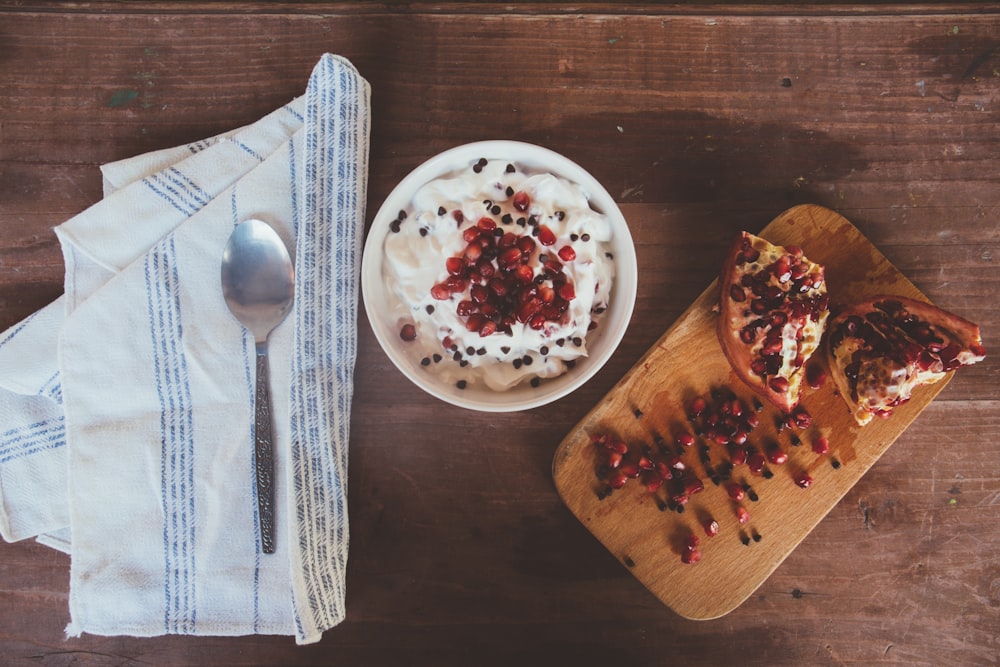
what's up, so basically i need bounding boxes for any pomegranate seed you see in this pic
[399,323,417,341]
[794,472,813,489]
[686,396,707,418]
[498,231,518,248]
[476,217,496,231]
[499,247,523,267]
[446,256,465,276]
[456,300,476,316]
[725,482,745,502]
[475,260,495,280]
[703,518,720,537]
[430,283,452,300]
[812,436,830,454]
[478,320,497,337]
[729,446,748,466]
[684,478,705,496]
[620,462,640,479]
[470,284,489,304]
[747,451,766,475]
[637,455,655,471]
[791,406,812,429]
[771,256,792,283]
[465,313,488,332]
[736,506,750,524]
[729,284,746,302]
[462,226,481,243]
[444,276,466,293]
[681,548,702,564]
[513,264,534,283]
[765,445,788,465]
[685,533,700,550]
[608,470,628,489]
[512,191,530,212]
[674,431,694,448]
[537,225,557,246]
[558,282,576,301]
[558,245,576,261]
[464,243,483,263]
[642,471,664,492]
[607,450,623,469]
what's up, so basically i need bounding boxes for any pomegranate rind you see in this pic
[825,295,986,425]
[716,232,829,413]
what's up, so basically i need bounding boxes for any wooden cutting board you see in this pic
[552,204,953,620]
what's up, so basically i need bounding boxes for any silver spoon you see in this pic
[221,218,295,554]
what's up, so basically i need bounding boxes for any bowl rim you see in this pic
[361,140,637,412]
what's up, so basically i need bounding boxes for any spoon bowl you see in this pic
[221,218,295,554]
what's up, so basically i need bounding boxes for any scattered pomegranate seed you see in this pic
[681,548,702,564]
[558,245,576,261]
[537,225,557,246]
[736,506,750,524]
[812,435,830,454]
[703,518,720,537]
[725,481,745,502]
[399,323,417,341]
[794,472,814,489]
[765,445,788,465]
[512,191,530,212]
[790,405,812,429]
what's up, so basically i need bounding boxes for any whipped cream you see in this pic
[382,157,616,391]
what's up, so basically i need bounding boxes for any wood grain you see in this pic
[1,4,998,666]
[553,204,954,619]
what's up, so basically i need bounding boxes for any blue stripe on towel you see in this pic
[289,54,367,638]
[0,417,66,464]
[145,236,197,634]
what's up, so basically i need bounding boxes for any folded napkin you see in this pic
[0,54,370,644]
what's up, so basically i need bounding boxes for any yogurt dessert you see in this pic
[382,156,616,391]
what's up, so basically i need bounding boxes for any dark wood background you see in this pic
[1,3,998,665]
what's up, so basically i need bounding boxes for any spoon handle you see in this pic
[254,348,276,554]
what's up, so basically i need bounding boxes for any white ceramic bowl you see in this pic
[361,141,637,412]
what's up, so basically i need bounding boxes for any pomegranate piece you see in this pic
[717,232,830,412]
[702,518,720,537]
[826,295,986,425]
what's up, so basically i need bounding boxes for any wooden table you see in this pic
[1,3,998,665]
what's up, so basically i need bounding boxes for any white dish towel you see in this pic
[0,54,370,644]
